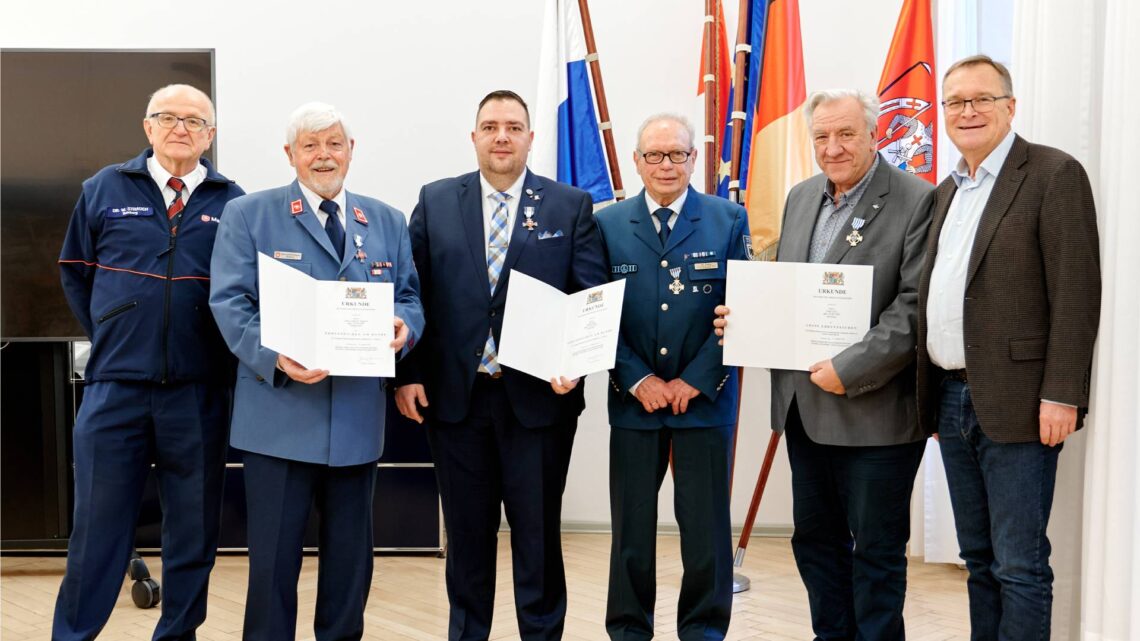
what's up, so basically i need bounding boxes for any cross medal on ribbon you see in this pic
[522,206,537,231]
[668,267,684,295]
[846,217,866,247]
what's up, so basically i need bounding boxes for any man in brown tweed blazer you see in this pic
[916,55,1101,641]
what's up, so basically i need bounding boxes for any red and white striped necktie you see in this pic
[167,176,185,234]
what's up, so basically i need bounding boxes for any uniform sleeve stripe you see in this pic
[57,259,209,281]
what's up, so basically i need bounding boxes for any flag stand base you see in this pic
[733,572,751,593]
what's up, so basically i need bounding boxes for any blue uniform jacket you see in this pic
[58,149,244,384]
[595,187,750,430]
[395,170,609,427]
[209,181,424,466]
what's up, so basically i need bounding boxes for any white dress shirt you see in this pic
[479,171,527,261]
[644,189,687,233]
[147,155,207,208]
[298,182,347,229]
[926,129,1017,370]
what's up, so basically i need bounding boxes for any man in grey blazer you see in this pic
[916,55,1100,640]
[716,89,932,640]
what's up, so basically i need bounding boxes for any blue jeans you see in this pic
[937,379,1060,641]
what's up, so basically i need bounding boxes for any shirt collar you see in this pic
[951,128,1017,187]
[644,188,689,216]
[822,155,879,206]
[479,170,526,203]
[146,154,206,193]
[298,181,346,218]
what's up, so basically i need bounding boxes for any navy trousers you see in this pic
[605,425,734,641]
[240,450,378,641]
[784,400,925,641]
[426,376,577,641]
[52,381,229,641]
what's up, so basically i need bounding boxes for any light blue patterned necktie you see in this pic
[480,191,511,374]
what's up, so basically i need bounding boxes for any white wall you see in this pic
[1,0,902,529]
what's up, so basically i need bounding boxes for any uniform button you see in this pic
[660,260,668,268]
[339,276,348,282]
[659,347,668,356]
[660,303,669,311]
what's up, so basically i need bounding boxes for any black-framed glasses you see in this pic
[640,149,693,165]
[148,112,212,133]
[941,95,1011,115]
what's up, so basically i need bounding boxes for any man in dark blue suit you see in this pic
[394,90,608,641]
[595,114,750,641]
[210,102,423,641]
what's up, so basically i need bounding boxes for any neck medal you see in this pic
[668,267,685,295]
[846,216,866,247]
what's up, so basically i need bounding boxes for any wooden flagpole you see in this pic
[577,0,625,201]
[726,0,753,203]
[703,0,718,193]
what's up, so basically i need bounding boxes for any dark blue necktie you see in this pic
[653,207,672,246]
[320,199,345,259]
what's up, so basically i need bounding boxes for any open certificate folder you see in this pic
[497,270,626,382]
[257,252,395,377]
[722,260,873,371]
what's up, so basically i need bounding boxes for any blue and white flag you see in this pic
[532,0,614,203]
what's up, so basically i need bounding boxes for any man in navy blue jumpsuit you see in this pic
[55,84,245,641]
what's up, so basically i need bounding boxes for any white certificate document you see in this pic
[722,260,873,371]
[497,270,626,382]
[258,252,395,377]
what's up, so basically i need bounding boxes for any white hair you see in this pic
[635,113,696,151]
[145,84,215,124]
[803,89,879,134]
[285,102,353,146]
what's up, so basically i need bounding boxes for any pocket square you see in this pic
[538,229,564,240]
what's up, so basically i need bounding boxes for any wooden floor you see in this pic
[1,533,969,640]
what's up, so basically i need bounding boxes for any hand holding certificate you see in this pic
[722,260,873,370]
[258,252,396,377]
[497,270,625,382]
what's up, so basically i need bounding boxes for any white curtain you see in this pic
[1013,0,1140,639]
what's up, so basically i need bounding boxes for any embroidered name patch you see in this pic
[106,206,153,218]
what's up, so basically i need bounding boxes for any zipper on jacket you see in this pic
[98,300,138,323]
[161,231,178,384]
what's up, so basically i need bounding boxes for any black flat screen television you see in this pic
[1,49,214,340]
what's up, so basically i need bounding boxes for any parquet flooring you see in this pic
[1,533,969,640]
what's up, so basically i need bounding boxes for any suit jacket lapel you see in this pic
[919,176,959,297]
[289,181,340,262]
[628,191,664,255]
[966,135,1027,285]
[458,172,492,301]
[663,187,702,254]
[778,174,826,262]
[822,164,890,264]
[497,171,542,299]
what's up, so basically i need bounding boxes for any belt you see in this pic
[476,371,503,380]
[940,368,968,383]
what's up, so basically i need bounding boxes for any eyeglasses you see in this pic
[639,150,693,165]
[148,112,212,133]
[941,95,1011,115]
